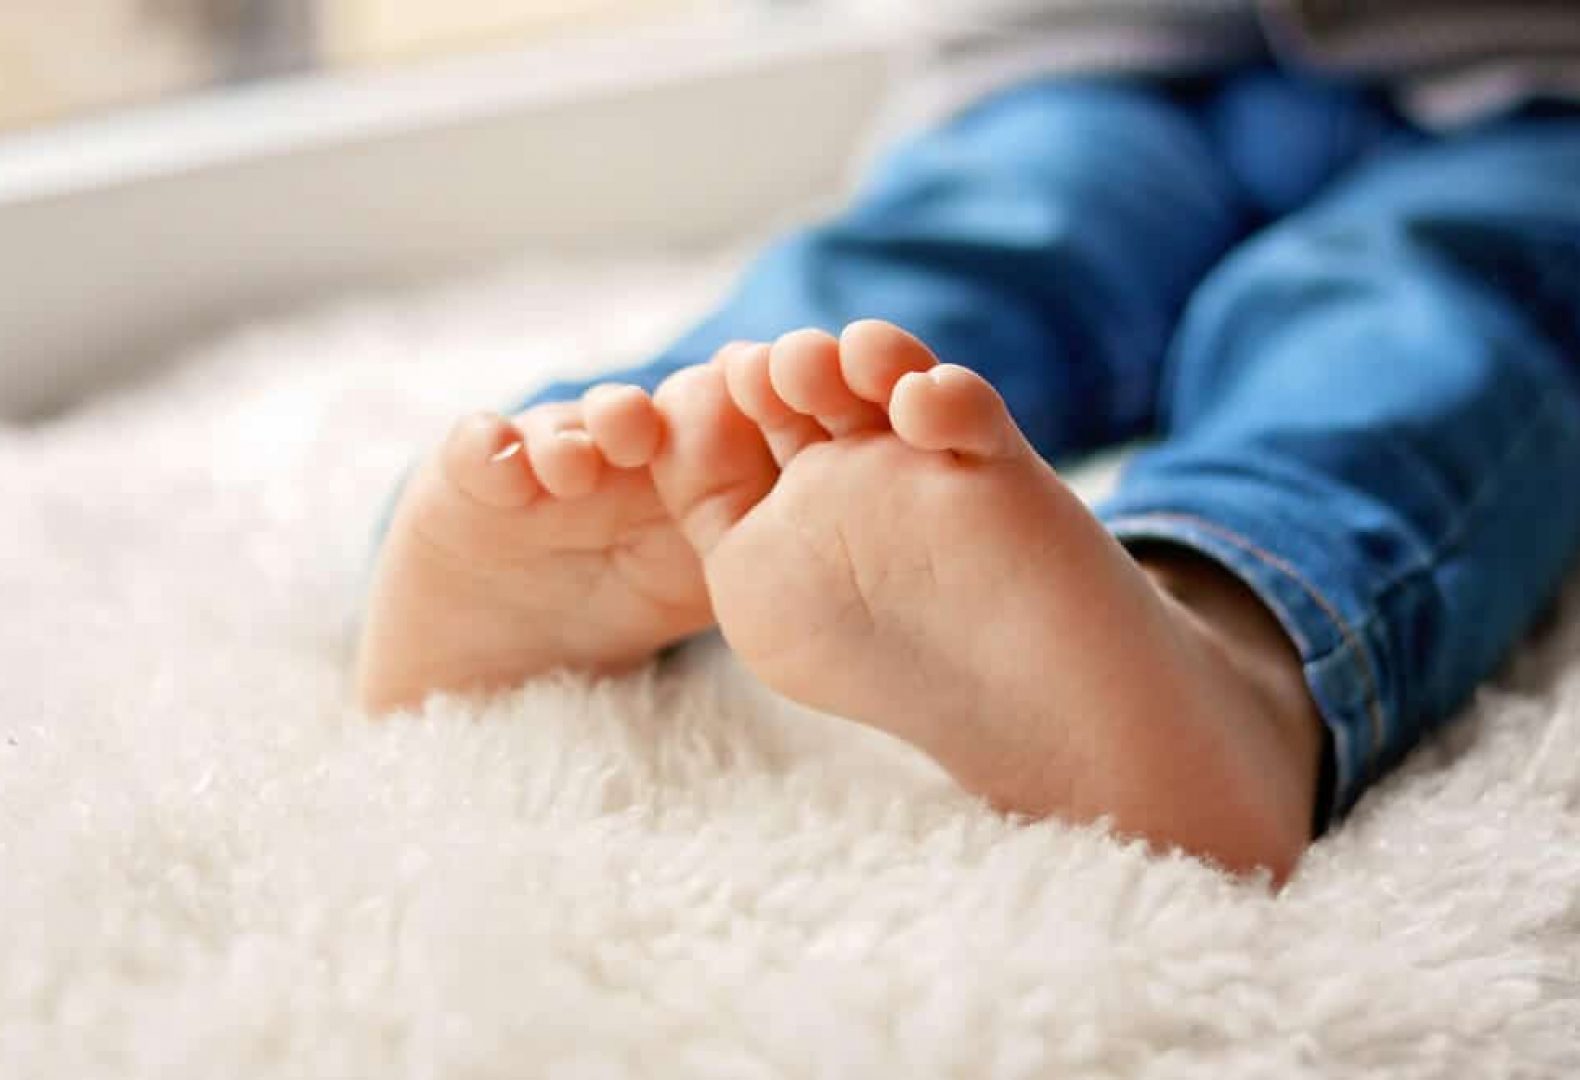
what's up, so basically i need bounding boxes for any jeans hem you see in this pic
[1098,509,1388,830]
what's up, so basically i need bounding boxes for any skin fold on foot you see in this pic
[355,370,775,713]
[649,320,1325,883]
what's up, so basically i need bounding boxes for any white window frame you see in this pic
[0,10,898,417]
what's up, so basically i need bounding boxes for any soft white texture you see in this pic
[2,254,1578,1079]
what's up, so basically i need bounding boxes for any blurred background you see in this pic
[0,1,810,133]
[0,1,894,419]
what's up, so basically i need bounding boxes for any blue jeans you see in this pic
[520,71,1580,830]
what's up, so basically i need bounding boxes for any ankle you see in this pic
[1137,545,1326,844]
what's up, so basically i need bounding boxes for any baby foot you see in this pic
[356,353,777,712]
[651,321,1322,880]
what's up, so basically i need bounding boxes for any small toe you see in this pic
[582,384,661,469]
[838,320,939,406]
[523,403,603,499]
[440,412,540,508]
[889,364,1028,462]
[769,328,888,437]
[652,363,778,558]
[721,341,829,465]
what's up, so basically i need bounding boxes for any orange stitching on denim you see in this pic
[1112,510,1389,776]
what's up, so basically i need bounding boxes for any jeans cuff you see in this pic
[1096,508,1389,833]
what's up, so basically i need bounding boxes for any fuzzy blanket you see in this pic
[2,255,1578,1079]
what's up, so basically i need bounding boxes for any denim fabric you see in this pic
[514,70,1580,829]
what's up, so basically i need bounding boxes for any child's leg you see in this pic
[357,77,1267,711]
[634,110,1580,884]
[1100,113,1580,830]
[525,76,1258,457]
[646,323,1330,882]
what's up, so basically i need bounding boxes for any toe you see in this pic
[651,363,778,558]
[440,412,541,508]
[889,364,1030,462]
[769,328,888,437]
[838,320,938,405]
[721,341,829,466]
[582,384,661,469]
[523,403,603,499]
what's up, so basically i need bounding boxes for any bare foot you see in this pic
[356,353,777,713]
[650,321,1324,882]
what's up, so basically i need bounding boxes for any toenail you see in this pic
[489,441,524,463]
[557,430,594,447]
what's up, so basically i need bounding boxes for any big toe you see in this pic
[652,363,779,557]
[889,364,1031,462]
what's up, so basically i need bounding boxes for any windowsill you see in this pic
[0,11,896,207]
[0,10,900,419]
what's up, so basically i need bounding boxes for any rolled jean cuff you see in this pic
[1095,505,1391,832]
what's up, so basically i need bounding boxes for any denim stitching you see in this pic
[1105,384,1577,798]
[1105,509,1389,794]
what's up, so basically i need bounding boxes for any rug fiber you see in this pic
[2,255,1578,1078]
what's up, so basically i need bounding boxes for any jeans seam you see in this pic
[1104,509,1389,786]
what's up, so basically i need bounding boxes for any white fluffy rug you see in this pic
[3,255,1579,1079]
